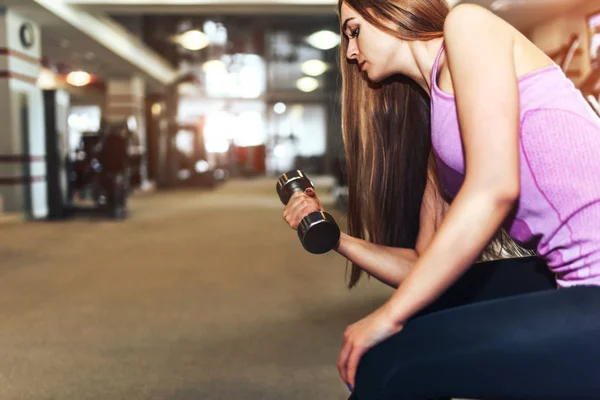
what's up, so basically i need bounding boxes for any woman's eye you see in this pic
[350,28,359,38]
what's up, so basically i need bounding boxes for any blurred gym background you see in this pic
[0,0,598,399]
[0,0,597,219]
[0,0,350,220]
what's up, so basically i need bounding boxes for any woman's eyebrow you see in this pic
[342,17,355,33]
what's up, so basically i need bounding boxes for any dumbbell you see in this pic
[276,170,341,254]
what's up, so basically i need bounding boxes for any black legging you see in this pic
[350,257,600,400]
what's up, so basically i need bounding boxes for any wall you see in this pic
[527,2,600,86]
[0,8,46,218]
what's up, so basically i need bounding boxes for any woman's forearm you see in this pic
[384,186,517,324]
[335,232,419,288]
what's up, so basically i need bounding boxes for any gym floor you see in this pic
[0,177,393,400]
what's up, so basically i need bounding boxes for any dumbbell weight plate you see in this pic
[298,211,341,254]
[276,170,313,205]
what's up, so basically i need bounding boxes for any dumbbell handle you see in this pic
[290,185,311,195]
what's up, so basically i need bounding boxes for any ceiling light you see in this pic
[296,77,319,93]
[273,102,286,114]
[152,103,163,116]
[178,83,200,96]
[178,30,209,51]
[301,59,328,77]
[66,70,92,87]
[307,30,340,50]
[202,59,227,73]
[37,68,58,90]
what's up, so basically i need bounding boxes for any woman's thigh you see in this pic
[415,256,556,317]
[352,285,600,400]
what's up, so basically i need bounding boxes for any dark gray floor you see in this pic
[0,177,392,400]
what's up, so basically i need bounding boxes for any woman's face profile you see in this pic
[340,2,405,82]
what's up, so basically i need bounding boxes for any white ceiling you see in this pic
[64,0,337,15]
[6,0,177,93]
[63,0,593,30]
[4,0,593,96]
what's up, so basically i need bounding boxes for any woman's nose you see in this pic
[346,41,358,61]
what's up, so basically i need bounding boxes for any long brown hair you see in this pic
[338,0,532,288]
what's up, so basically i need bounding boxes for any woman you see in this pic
[282,0,600,399]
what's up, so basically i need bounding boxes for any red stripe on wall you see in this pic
[108,94,144,102]
[0,155,45,163]
[0,71,38,85]
[0,176,45,185]
[0,48,41,65]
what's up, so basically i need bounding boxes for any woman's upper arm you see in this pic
[443,4,520,198]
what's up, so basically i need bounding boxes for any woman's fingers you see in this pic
[282,191,322,230]
[304,187,316,197]
[346,345,366,389]
[337,325,355,384]
[304,188,324,210]
[337,340,351,383]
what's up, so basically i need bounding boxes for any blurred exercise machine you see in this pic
[43,90,72,220]
[549,33,600,117]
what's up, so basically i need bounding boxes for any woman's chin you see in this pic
[364,68,389,83]
[365,72,384,83]
[363,70,374,81]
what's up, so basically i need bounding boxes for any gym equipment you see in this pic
[276,170,341,254]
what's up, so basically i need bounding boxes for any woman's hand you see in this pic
[282,188,323,230]
[337,306,404,390]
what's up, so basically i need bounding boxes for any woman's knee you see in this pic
[353,340,396,399]
[353,334,426,400]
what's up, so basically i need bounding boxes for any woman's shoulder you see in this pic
[444,3,521,48]
[444,3,506,32]
[436,4,516,96]
[443,3,553,84]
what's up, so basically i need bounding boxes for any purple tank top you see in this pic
[430,42,600,288]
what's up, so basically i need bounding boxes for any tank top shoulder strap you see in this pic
[431,41,445,90]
